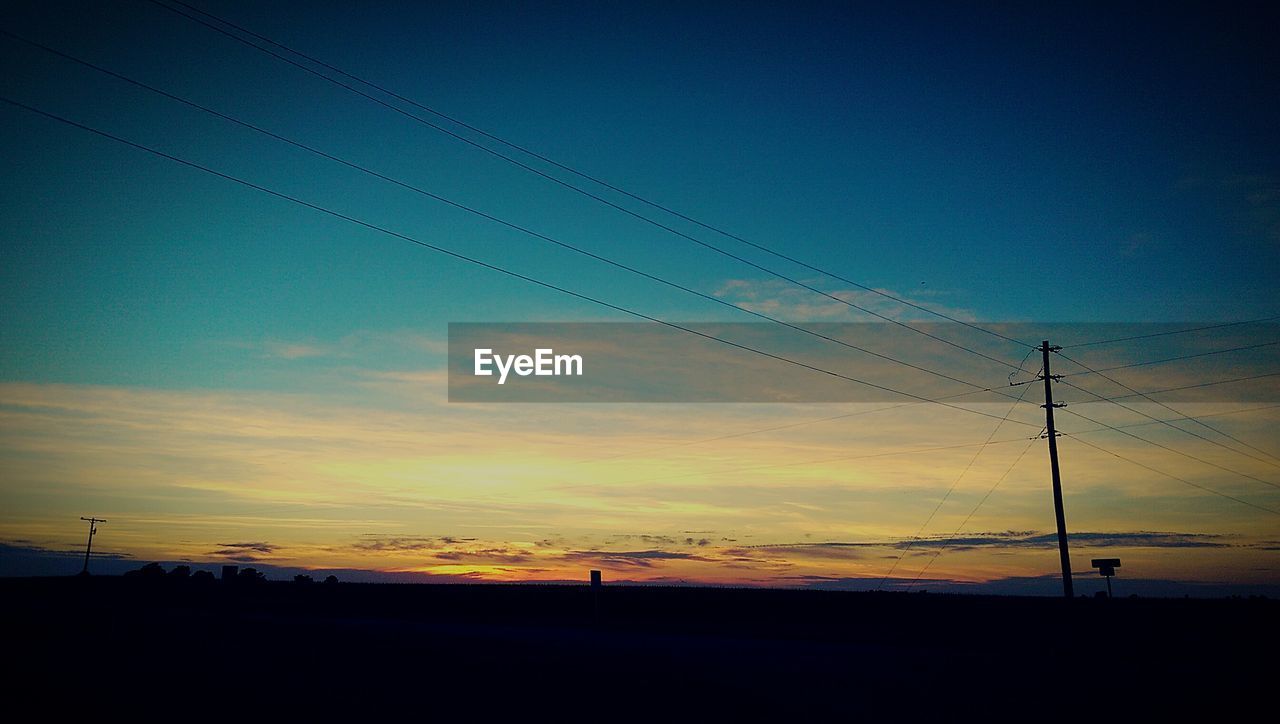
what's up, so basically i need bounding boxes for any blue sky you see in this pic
[2,0,1278,389]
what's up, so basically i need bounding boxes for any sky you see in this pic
[1,0,1278,596]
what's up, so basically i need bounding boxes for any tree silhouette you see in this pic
[125,562,166,578]
[238,567,266,583]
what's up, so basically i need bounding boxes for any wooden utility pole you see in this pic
[80,516,105,575]
[1039,341,1073,598]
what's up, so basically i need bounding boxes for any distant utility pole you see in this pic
[1039,341,1073,598]
[80,516,105,575]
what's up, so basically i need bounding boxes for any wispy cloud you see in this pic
[561,549,718,569]
[351,535,475,552]
[210,541,280,562]
[738,530,1235,554]
[264,342,333,360]
[215,542,278,554]
[713,278,979,323]
[234,329,449,363]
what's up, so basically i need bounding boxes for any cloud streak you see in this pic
[739,530,1237,555]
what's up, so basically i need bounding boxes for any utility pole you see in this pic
[80,516,105,575]
[1039,341,1073,598]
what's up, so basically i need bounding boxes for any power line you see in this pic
[0,95,1044,429]
[876,377,1036,589]
[1065,435,1280,516]
[568,403,1280,492]
[0,30,1029,406]
[905,437,1038,589]
[1071,371,1280,403]
[559,435,1037,492]
[141,0,1035,368]
[1060,378,1280,473]
[1008,345,1037,385]
[577,385,1012,464]
[158,0,1036,351]
[1055,403,1280,491]
[1061,316,1280,349]
[581,372,1280,464]
[1076,403,1280,425]
[911,402,1280,581]
[1057,350,1280,468]
[1057,341,1279,378]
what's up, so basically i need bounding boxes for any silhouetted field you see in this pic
[3,576,1270,715]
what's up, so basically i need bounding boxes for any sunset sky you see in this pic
[2,0,1278,595]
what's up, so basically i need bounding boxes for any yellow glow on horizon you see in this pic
[2,380,1277,589]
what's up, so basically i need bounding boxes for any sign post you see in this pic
[1091,558,1121,598]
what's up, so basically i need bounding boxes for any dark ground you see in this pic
[3,576,1272,716]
